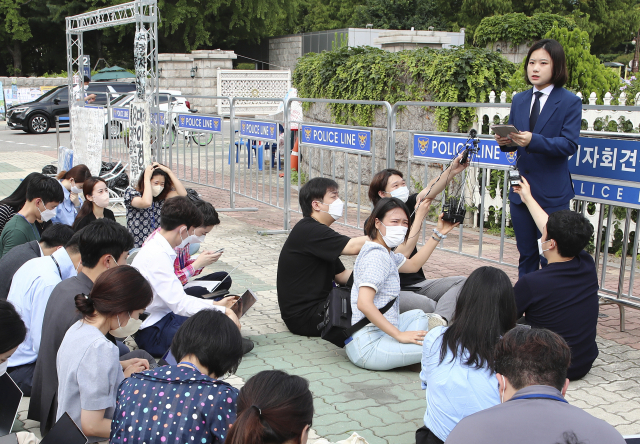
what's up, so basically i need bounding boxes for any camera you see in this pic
[508,168,521,187]
[442,197,466,224]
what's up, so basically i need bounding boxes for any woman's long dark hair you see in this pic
[439,266,517,371]
[72,177,107,230]
[0,172,45,210]
[136,167,172,201]
[0,300,27,354]
[56,164,92,183]
[224,370,313,444]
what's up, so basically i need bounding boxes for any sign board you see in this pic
[83,55,91,80]
[412,132,640,208]
[129,101,151,181]
[112,107,130,121]
[177,114,222,133]
[300,124,371,152]
[240,120,277,142]
[151,112,165,127]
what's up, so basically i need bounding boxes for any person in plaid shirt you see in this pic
[143,200,231,297]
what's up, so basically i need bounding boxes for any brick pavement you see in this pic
[3,149,640,442]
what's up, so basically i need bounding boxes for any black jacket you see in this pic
[0,240,41,300]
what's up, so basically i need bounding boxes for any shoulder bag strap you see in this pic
[344,297,397,338]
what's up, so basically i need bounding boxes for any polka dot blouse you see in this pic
[110,365,238,444]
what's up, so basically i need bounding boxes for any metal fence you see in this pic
[97,96,640,330]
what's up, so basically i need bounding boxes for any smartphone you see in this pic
[230,289,258,318]
[213,248,224,253]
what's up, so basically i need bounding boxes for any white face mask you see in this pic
[380,222,407,248]
[0,360,8,376]
[178,227,194,248]
[38,202,57,222]
[151,185,164,197]
[389,186,410,203]
[70,185,82,194]
[318,198,344,220]
[92,192,110,208]
[196,234,206,243]
[110,312,142,338]
[537,238,551,257]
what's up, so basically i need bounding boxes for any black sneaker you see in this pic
[242,337,254,355]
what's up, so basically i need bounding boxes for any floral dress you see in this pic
[124,188,164,248]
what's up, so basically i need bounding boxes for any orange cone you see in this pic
[291,130,299,172]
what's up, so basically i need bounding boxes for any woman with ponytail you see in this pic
[72,177,115,231]
[225,370,314,444]
[52,164,92,226]
[56,266,153,443]
[110,309,243,444]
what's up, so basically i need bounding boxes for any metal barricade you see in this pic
[105,92,134,166]
[285,97,393,233]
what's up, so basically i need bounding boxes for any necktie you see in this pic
[529,91,543,131]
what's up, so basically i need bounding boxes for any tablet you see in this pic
[40,412,87,444]
[230,289,258,318]
[490,124,519,138]
[0,373,22,436]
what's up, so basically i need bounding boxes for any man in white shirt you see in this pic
[132,196,239,356]
[6,230,82,395]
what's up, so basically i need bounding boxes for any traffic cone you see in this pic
[291,130,299,172]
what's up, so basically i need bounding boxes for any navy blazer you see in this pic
[508,86,582,208]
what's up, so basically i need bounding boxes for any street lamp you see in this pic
[632,30,640,73]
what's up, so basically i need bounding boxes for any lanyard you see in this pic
[509,393,568,403]
[18,214,40,240]
[51,256,62,279]
[178,361,201,374]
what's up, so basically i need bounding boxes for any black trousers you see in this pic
[8,362,36,397]
[416,426,444,444]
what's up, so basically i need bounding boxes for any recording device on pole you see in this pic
[508,168,522,187]
[442,128,479,225]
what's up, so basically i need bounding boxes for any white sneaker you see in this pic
[428,313,448,331]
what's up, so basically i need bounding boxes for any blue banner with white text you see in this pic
[112,107,129,121]
[300,124,371,152]
[177,114,222,133]
[240,120,277,141]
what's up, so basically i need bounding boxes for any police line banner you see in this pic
[112,107,130,121]
[240,120,278,142]
[177,114,222,133]
[300,124,371,152]
[151,112,165,127]
[412,133,640,209]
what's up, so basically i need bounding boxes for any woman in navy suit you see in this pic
[495,39,582,277]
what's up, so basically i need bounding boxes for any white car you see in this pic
[103,90,192,138]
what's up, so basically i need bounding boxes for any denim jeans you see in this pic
[345,309,431,370]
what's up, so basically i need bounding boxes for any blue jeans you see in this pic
[345,309,431,370]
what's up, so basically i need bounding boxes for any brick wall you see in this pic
[268,36,303,72]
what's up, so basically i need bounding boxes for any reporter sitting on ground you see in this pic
[29,219,154,435]
[369,166,468,323]
[512,176,598,380]
[225,370,314,444]
[445,328,626,444]
[132,196,239,356]
[52,164,92,226]
[72,177,115,231]
[0,174,64,258]
[346,198,459,370]
[57,266,152,443]
[277,177,368,337]
[0,223,74,300]
[419,266,517,444]
[125,162,188,248]
[0,172,46,235]
[144,199,232,297]
[6,230,82,396]
[111,309,243,444]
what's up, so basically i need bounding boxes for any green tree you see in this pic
[352,0,447,30]
[508,26,622,103]
[474,13,576,47]
[0,0,38,74]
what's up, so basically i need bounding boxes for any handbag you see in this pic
[317,286,396,348]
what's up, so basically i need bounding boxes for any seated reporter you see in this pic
[512,177,598,380]
[346,198,458,371]
[72,177,116,231]
[110,309,243,444]
[225,370,314,444]
[369,166,468,323]
[277,177,368,337]
[419,266,517,444]
[445,328,625,444]
[132,196,238,356]
[0,223,74,300]
[56,266,152,443]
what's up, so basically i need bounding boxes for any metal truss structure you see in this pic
[66,0,160,151]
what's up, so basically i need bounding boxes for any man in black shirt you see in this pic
[277,177,368,336]
[512,177,599,380]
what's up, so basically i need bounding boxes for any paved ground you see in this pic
[2,144,640,443]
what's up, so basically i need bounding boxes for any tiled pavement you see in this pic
[3,149,640,443]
